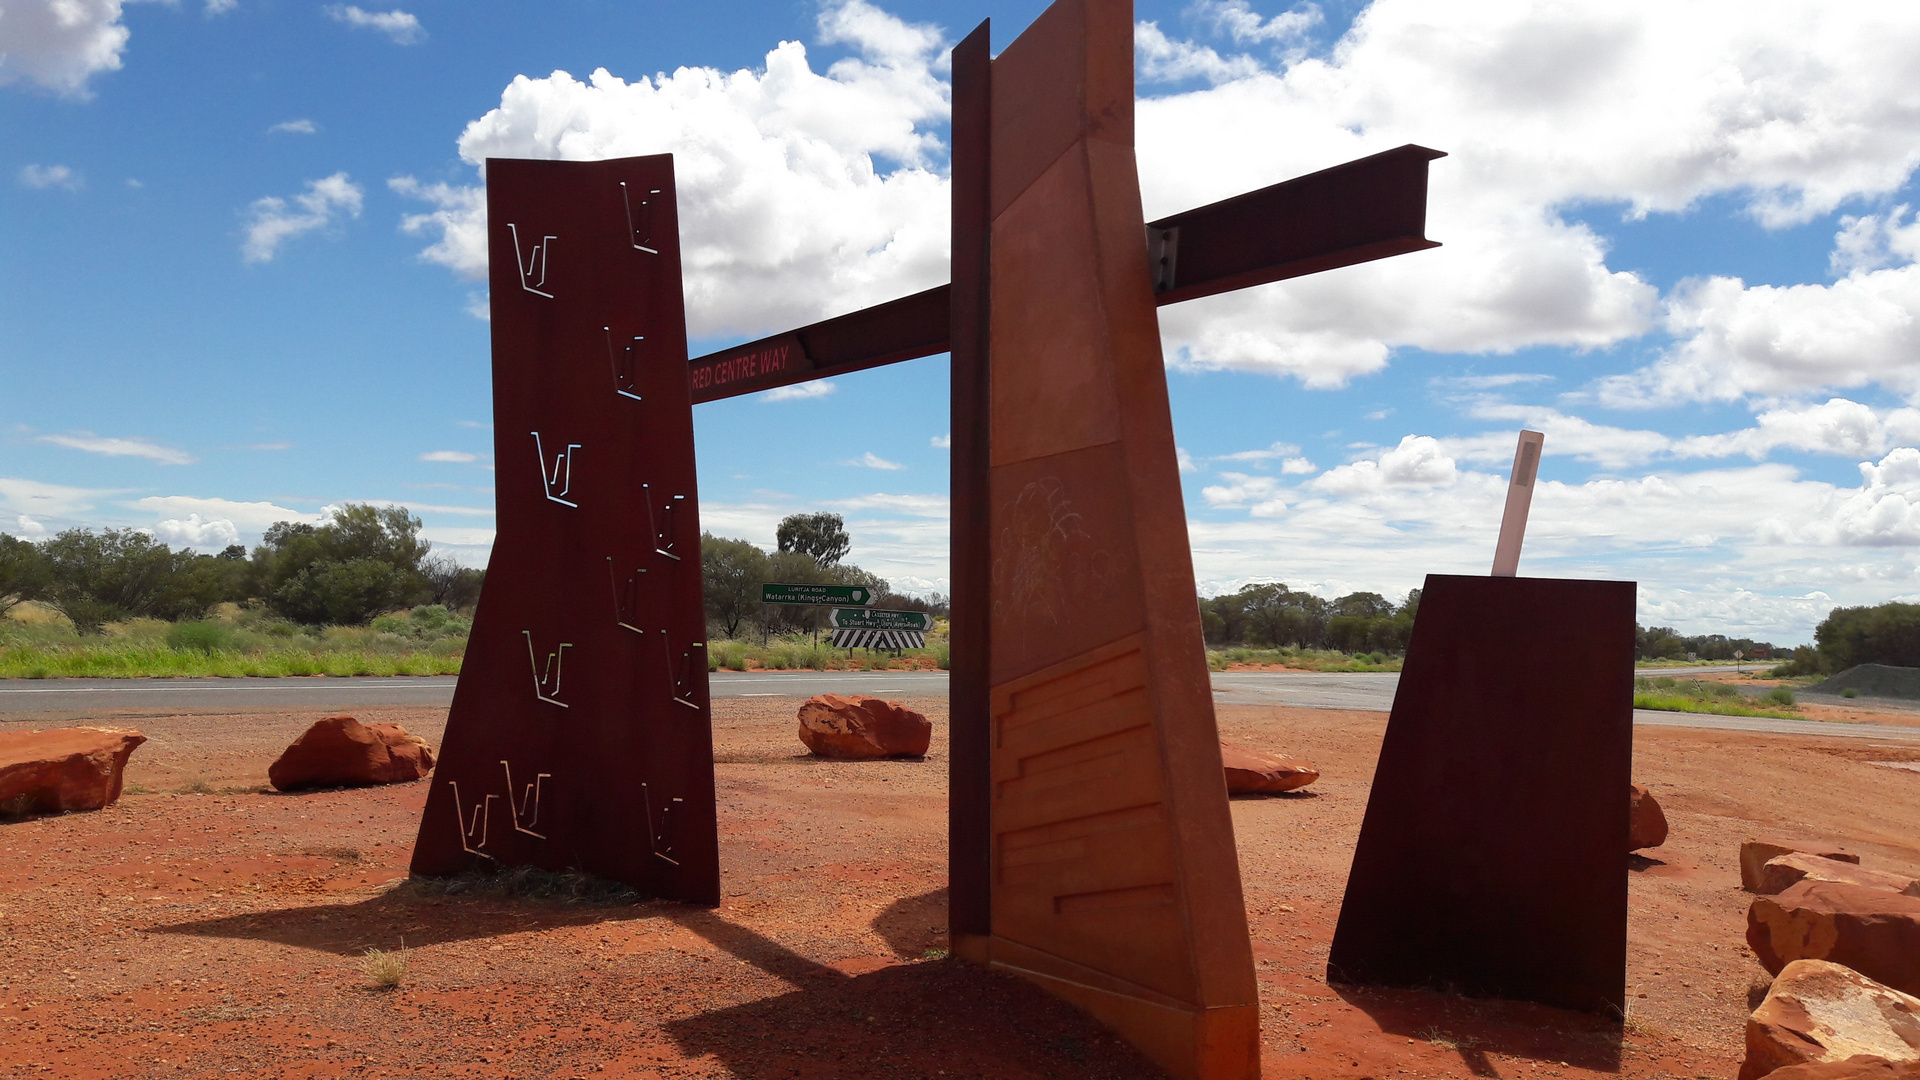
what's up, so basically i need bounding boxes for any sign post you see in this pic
[828,608,933,632]
[828,606,933,650]
[760,583,876,607]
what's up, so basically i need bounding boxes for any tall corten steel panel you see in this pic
[1328,574,1635,1015]
[410,156,719,905]
[965,3,1260,1076]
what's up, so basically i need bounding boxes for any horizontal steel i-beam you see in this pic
[688,143,1444,404]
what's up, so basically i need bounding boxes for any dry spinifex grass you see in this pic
[361,944,408,990]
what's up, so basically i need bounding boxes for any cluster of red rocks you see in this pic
[267,715,435,791]
[1738,838,1920,1079]
[0,714,434,818]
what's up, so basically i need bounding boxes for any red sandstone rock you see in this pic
[1746,839,1861,892]
[268,716,435,792]
[1629,783,1668,850]
[0,727,146,813]
[1738,959,1920,1080]
[796,695,931,759]
[1219,740,1318,794]
[1748,882,1920,996]
[1765,1059,1920,1080]
[1759,853,1920,898]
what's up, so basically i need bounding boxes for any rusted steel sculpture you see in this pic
[687,2,1442,1075]
[1328,573,1636,1015]
[410,155,719,905]
[424,0,1446,1072]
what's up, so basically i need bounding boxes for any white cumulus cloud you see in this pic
[1140,0,1920,390]
[761,381,836,402]
[18,163,80,189]
[1598,262,1920,406]
[419,450,478,463]
[134,496,318,532]
[1806,448,1920,548]
[1310,435,1458,495]
[1675,399,1920,461]
[269,118,317,135]
[393,0,950,340]
[845,451,904,471]
[0,0,130,96]
[241,172,363,263]
[153,513,239,549]
[1201,472,1288,517]
[325,5,423,45]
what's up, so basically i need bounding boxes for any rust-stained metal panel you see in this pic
[687,286,946,403]
[975,3,1259,1077]
[947,19,995,952]
[410,156,719,905]
[1145,144,1444,305]
[1328,574,1635,1016]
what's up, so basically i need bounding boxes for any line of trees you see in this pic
[1201,585,1795,661]
[1198,583,1418,654]
[0,504,483,633]
[701,512,946,641]
[1771,601,1920,676]
[1635,625,1780,662]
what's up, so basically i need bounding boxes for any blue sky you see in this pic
[6,0,1920,644]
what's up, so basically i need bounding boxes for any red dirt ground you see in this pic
[2,696,1918,1079]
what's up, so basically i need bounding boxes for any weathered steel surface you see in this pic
[687,146,1443,403]
[1328,574,1635,1015]
[1144,144,1443,305]
[688,286,947,403]
[947,17,996,962]
[972,3,1260,1077]
[410,156,719,905]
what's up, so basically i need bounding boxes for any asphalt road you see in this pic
[4,669,1916,744]
[0,672,948,715]
[1209,670,1920,743]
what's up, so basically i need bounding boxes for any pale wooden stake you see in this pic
[1492,430,1545,577]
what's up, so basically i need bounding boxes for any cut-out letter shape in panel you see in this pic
[1328,574,1635,1016]
[410,156,717,905]
[956,2,1260,1076]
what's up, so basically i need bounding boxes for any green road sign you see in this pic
[828,607,933,631]
[760,583,874,606]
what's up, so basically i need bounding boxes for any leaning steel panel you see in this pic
[1329,573,1635,1015]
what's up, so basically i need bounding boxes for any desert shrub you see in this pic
[255,504,432,625]
[1653,676,1677,689]
[166,620,235,654]
[371,604,470,641]
[933,640,951,670]
[1764,687,1796,706]
[768,637,837,670]
[1842,687,1860,698]
[711,640,750,671]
